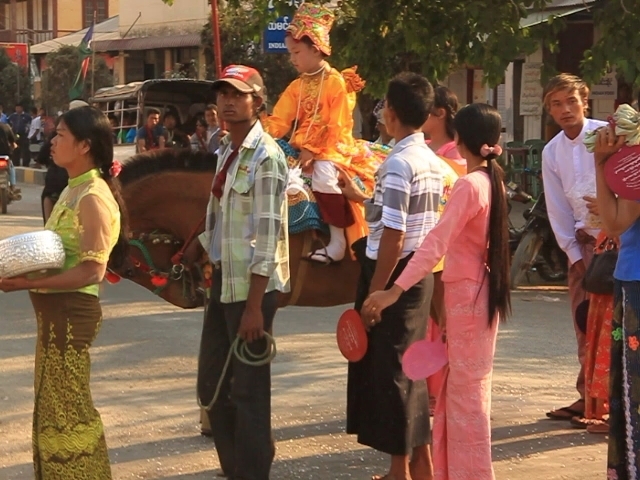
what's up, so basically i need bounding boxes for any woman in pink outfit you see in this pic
[363,103,511,480]
[423,86,466,177]
[422,85,467,411]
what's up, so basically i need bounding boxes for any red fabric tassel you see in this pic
[151,275,168,287]
[105,271,121,284]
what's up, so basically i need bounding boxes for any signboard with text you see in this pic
[0,43,29,69]
[264,0,302,54]
[591,69,618,98]
[520,62,543,116]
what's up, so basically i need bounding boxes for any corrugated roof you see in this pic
[93,33,202,52]
[544,0,596,7]
[90,78,215,102]
[31,16,120,55]
[521,5,591,28]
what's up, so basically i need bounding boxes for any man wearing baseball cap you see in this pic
[212,64,266,99]
[186,64,289,480]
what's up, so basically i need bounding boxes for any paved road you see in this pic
[0,185,606,479]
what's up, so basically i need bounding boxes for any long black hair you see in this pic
[453,103,511,325]
[59,106,129,268]
[433,85,459,141]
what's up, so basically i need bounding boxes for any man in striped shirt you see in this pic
[347,72,443,480]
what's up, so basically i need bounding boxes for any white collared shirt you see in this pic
[541,118,607,264]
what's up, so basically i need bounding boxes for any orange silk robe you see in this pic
[266,67,358,166]
[265,66,370,258]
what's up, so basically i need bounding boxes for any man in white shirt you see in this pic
[541,73,607,422]
[28,107,43,144]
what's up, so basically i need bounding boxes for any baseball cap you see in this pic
[212,65,265,99]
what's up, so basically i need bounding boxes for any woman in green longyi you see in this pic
[0,106,129,479]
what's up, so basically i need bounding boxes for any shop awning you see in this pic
[520,4,592,28]
[93,33,202,53]
[30,16,120,55]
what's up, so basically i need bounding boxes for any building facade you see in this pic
[0,0,119,44]
[93,0,209,84]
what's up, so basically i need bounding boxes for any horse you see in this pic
[112,148,361,309]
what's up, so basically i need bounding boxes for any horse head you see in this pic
[111,148,216,309]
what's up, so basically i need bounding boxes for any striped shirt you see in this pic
[365,133,443,260]
[198,121,290,303]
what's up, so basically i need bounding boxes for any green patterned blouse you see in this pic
[37,168,121,297]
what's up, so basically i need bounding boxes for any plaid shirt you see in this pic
[199,121,290,304]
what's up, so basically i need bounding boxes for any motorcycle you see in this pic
[510,189,568,289]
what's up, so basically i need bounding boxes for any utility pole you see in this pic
[210,0,223,79]
[16,65,20,101]
[91,10,97,98]
[210,0,224,130]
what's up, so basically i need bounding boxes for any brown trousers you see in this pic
[569,230,596,399]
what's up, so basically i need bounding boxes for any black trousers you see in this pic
[347,238,433,455]
[18,135,30,166]
[197,269,278,480]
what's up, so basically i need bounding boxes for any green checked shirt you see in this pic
[199,121,290,304]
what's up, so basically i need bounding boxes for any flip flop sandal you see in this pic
[586,422,609,434]
[569,416,590,429]
[546,400,585,420]
[303,247,340,266]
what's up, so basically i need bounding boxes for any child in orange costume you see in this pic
[265,3,372,264]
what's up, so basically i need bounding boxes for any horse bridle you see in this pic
[107,216,207,301]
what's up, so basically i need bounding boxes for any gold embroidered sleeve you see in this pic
[265,81,299,139]
[78,194,114,265]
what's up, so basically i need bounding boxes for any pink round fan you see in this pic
[402,339,448,381]
[604,145,640,201]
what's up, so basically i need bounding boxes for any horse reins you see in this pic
[108,218,207,300]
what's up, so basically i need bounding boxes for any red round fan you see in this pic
[604,144,640,201]
[336,309,368,362]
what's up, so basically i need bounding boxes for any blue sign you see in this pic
[264,0,302,54]
[264,16,291,53]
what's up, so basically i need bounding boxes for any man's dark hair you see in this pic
[146,108,161,117]
[385,72,434,128]
[206,104,217,112]
[31,107,38,115]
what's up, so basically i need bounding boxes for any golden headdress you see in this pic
[286,3,335,56]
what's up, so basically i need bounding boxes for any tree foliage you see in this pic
[582,1,640,87]
[0,49,31,109]
[200,6,298,105]
[217,0,558,96]
[176,0,636,96]
[40,45,114,113]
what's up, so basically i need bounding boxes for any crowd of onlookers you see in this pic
[105,103,223,155]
